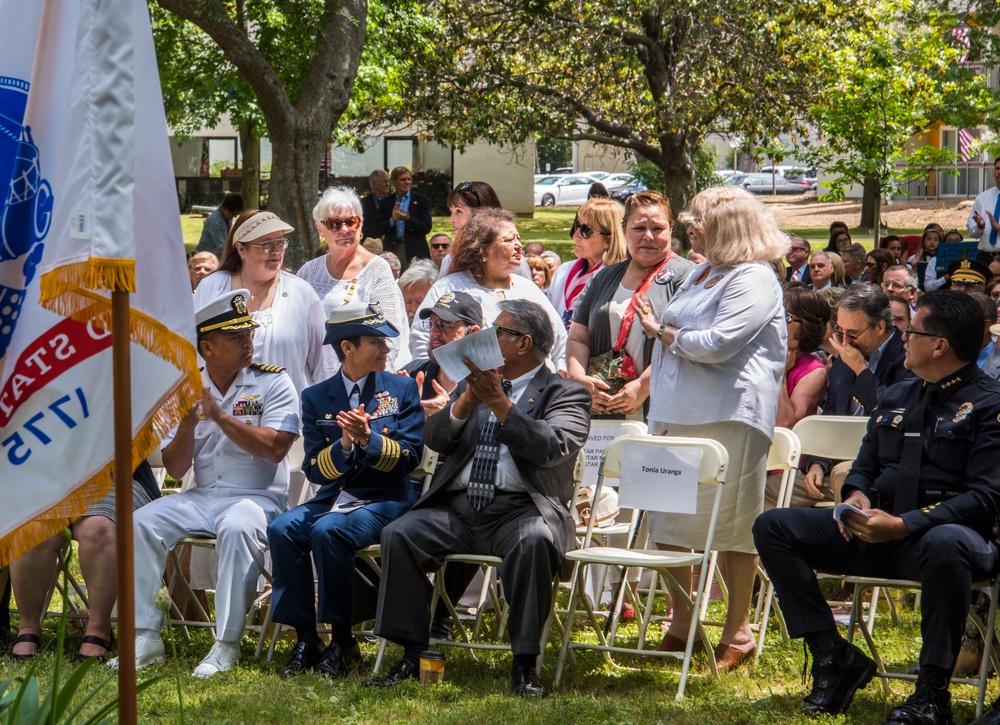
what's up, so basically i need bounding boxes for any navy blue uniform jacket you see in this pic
[301,371,423,522]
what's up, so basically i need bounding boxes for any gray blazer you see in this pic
[419,367,592,560]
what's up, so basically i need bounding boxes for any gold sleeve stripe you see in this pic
[317,446,343,480]
[374,437,390,472]
[375,437,401,472]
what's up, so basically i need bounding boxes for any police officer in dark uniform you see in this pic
[754,290,1000,725]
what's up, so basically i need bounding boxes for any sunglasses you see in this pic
[493,323,525,337]
[785,312,803,324]
[431,243,450,250]
[454,181,473,192]
[577,224,609,240]
[323,216,361,232]
[833,324,872,341]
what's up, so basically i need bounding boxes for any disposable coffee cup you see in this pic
[419,650,446,684]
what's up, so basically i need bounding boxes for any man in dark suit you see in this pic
[800,284,915,504]
[367,299,591,697]
[785,237,812,284]
[360,169,392,241]
[386,166,433,270]
[267,303,423,679]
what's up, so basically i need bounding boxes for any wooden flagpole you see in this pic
[112,289,137,724]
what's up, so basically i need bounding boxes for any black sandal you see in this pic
[73,633,114,663]
[10,632,41,662]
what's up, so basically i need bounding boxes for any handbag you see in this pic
[586,349,636,396]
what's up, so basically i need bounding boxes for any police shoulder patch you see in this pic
[251,363,286,374]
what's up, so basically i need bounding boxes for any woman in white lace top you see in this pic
[297,186,411,371]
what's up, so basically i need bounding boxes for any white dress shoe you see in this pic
[192,641,240,679]
[107,634,164,670]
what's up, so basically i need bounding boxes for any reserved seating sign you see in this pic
[619,443,702,514]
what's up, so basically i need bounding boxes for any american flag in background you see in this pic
[954,24,970,65]
[959,127,975,163]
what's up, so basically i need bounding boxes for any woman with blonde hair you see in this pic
[550,197,629,330]
[633,185,788,671]
[525,254,552,291]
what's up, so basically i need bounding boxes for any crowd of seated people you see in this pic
[8,160,1000,725]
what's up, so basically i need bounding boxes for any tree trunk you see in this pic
[657,132,698,225]
[268,125,327,271]
[238,120,260,210]
[860,176,881,230]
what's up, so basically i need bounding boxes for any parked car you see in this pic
[603,172,636,191]
[610,180,649,204]
[715,169,740,181]
[728,173,807,195]
[784,171,818,191]
[553,166,573,174]
[534,173,603,206]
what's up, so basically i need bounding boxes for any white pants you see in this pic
[133,488,283,642]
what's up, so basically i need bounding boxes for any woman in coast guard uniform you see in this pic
[268,303,423,678]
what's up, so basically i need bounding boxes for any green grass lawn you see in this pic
[2,583,993,724]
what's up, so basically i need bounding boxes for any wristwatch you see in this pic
[656,324,666,339]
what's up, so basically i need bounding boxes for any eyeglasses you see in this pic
[424,318,464,333]
[577,224,609,240]
[785,312,803,324]
[833,324,872,341]
[323,216,361,232]
[789,246,809,253]
[903,326,940,341]
[241,239,288,254]
[493,323,525,337]
[881,281,911,292]
[431,243,450,250]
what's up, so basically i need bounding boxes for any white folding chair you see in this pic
[749,427,801,659]
[554,434,729,700]
[789,415,888,628]
[844,575,1000,717]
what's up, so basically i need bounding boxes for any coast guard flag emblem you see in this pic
[0,0,200,564]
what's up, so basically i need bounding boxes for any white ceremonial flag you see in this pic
[0,0,200,564]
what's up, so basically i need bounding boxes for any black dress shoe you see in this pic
[429,614,454,642]
[802,639,876,715]
[314,641,362,679]
[280,641,325,678]
[510,662,544,698]
[971,698,1000,725]
[363,658,419,688]
[883,677,952,724]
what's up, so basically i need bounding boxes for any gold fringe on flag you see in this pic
[0,262,201,566]
[39,257,137,299]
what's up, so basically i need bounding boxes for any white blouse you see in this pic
[647,262,786,440]
[193,270,336,395]
[408,269,568,371]
[297,254,411,371]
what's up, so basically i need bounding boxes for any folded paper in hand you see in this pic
[833,502,871,540]
[430,326,505,381]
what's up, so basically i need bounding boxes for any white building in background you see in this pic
[167,119,536,215]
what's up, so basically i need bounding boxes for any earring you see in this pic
[482,257,488,262]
